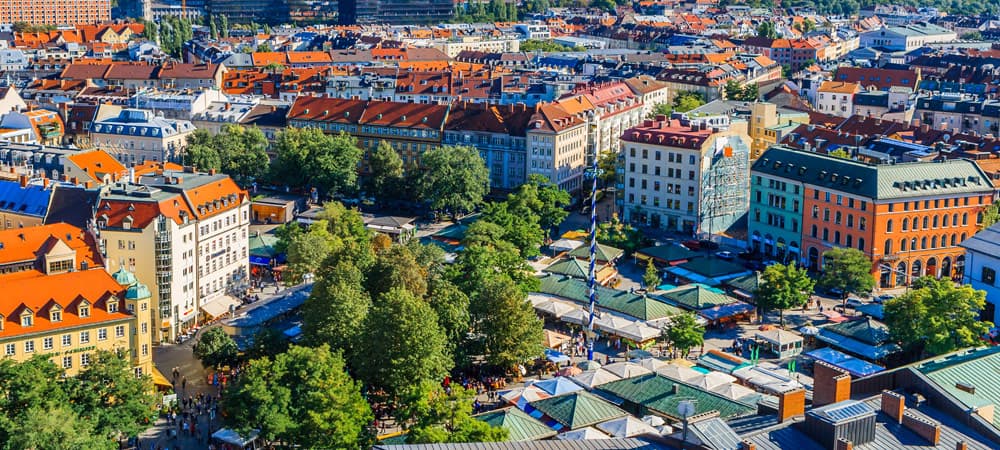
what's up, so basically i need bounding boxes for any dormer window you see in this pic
[20,310,32,327]
[50,306,62,322]
[79,302,90,318]
[108,301,117,313]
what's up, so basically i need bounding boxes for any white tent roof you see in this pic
[710,382,758,400]
[571,368,622,389]
[633,357,670,372]
[561,309,591,326]
[602,362,654,379]
[556,427,611,440]
[615,322,661,342]
[551,238,584,252]
[596,415,660,438]
[688,371,738,390]
[655,364,702,382]
[534,299,578,318]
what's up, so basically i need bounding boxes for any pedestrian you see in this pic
[181,377,187,390]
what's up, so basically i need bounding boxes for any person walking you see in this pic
[181,376,187,391]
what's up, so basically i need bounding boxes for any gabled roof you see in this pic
[475,407,557,442]
[543,258,590,279]
[0,180,50,219]
[528,391,627,430]
[0,269,131,339]
[65,149,125,183]
[635,244,694,263]
[597,374,756,420]
[822,317,891,346]
[0,222,98,269]
[536,274,682,321]
[568,242,624,262]
[659,284,737,310]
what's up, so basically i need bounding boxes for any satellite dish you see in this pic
[678,400,696,418]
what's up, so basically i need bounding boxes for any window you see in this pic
[846,235,853,247]
[79,331,90,344]
[859,217,866,231]
[81,353,91,367]
[886,219,893,233]
[813,190,819,200]
[823,228,829,241]
[24,341,34,353]
[835,211,842,224]
[824,208,830,221]
[98,328,107,341]
[62,334,71,346]
[888,203,894,212]
[902,218,909,231]
[108,301,117,313]
[43,337,53,350]
[923,216,929,229]
[62,356,72,369]
[836,195,843,205]
[931,236,937,248]
[141,323,148,334]
[834,231,841,245]
[812,206,819,218]
[963,213,969,226]
[858,238,865,253]
[983,267,997,286]
[115,325,125,337]
[4,343,13,356]
[78,304,89,318]
[861,201,867,211]
[811,225,818,238]
[884,239,892,255]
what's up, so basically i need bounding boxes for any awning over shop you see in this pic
[152,366,173,389]
[698,301,755,321]
[200,295,241,319]
[249,255,272,266]
[816,328,901,360]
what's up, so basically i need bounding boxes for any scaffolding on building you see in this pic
[698,136,749,237]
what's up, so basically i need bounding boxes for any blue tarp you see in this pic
[544,349,571,364]
[855,304,884,320]
[816,328,901,360]
[224,287,312,330]
[532,377,584,396]
[698,301,755,321]
[805,348,885,378]
[283,325,302,338]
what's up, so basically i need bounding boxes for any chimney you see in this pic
[881,391,905,424]
[61,174,69,182]
[814,361,851,407]
[778,389,806,422]
[737,441,756,450]
[672,383,680,395]
[209,168,217,176]
[902,411,941,445]
[84,181,93,189]
[956,441,968,450]
[18,174,27,187]
[835,438,853,450]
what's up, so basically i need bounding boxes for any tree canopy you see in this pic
[194,327,239,368]
[666,312,705,358]
[672,91,706,113]
[754,263,815,326]
[643,259,659,290]
[469,276,545,370]
[184,124,270,185]
[416,145,490,218]
[884,277,992,356]
[817,247,874,302]
[366,140,404,203]
[270,127,363,198]
[401,382,508,444]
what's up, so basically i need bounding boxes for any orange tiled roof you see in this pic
[131,161,184,176]
[65,150,125,183]
[818,81,861,94]
[0,223,100,269]
[0,269,134,340]
[180,176,248,221]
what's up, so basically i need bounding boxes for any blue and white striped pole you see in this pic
[586,153,600,361]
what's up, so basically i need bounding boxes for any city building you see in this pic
[89,109,196,165]
[557,82,644,166]
[0,0,110,25]
[0,223,152,377]
[860,24,957,52]
[96,167,249,343]
[815,81,862,118]
[525,103,587,195]
[750,146,992,289]
[620,116,750,234]
[960,223,1000,324]
[443,103,533,192]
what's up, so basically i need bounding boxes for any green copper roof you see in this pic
[568,243,624,262]
[725,272,762,294]
[125,282,151,300]
[476,407,557,441]
[597,374,756,420]
[822,317,891,346]
[537,274,683,321]
[111,266,137,287]
[659,284,737,310]
[919,346,1000,428]
[249,232,280,258]
[528,391,627,430]
[676,257,747,279]
[543,258,589,279]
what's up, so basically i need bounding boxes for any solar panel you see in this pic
[822,401,875,422]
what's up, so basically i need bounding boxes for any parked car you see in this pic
[715,251,734,260]
[845,298,865,309]
[826,287,845,297]
[873,294,894,304]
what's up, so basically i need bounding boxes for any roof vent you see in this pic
[956,382,976,394]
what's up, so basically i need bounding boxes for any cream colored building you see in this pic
[433,37,520,58]
[89,108,196,165]
[526,103,588,195]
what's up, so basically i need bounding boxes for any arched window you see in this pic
[824,208,830,221]
[921,237,927,249]
[846,235,853,247]
[978,212,984,224]
[923,216,929,229]
[911,237,917,250]
[859,217,866,230]
[887,219,894,232]
[953,213,959,227]
[962,232,968,242]
[933,215,939,228]
[963,213,969,226]
[912,216,920,230]
[884,239,892,255]
[943,214,949,227]
[858,238,865,253]
[847,214,854,228]
[931,236,937,248]
[951,234,957,246]
[811,225,818,238]
[901,238,907,251]
[835,211,842,224]
[835,231,841,244]
[902,218,909,230]
[823,228,829,241]
[812,205,819,218]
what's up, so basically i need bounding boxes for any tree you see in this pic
[66,351,156,442]
[302,261,370,360]
[367,140,404,203]
[272,222,303,256]
[217,124,270,184]
[646,102,672,119]
[246,327,289,360]
[723,80,759,101]
[508,174,571,233]
[219,14,229,38]
[596,218,650,255]
[754,263,815,326]
[828,148,851,159]
[981,200,1000,230]
[478,202,544,258]
[285,220,337,283]
[427,275,471,354]
[884,277,992,356]
[401,382,508,444]
[756,21,778,39]
[643,259,659,290]
[666,312,705,358]
[353,287,452,400]
[724,80,744,101]
[672,91,706,113]
[195,327,239,368]
[470,276,545,371]
[184,130,222,171]
[417,145,489,218]
[597,151,619,187]
[271,128,363,197]
[961,31,983,40]
[222,345,372,449]
[817,247,875,305]
[519,39,575,52]
[5,404,107,450]
[365,244,428,299]
[591,0,616,11]
[455,222,540,294]
[210,17,218,39]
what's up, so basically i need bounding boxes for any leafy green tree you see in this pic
[427,275,471,354]
[417,145,489,219]
[961,31,983,40]
[817,247,875,305]
[470,276,544,371]
[884,277,992,356]
[272,222,303,256]
[194,327,239,368]
[666,312,705,358]
[367,140,404,203]
[509,174,571,232]
[66,351,156,442]
[401,382,508,443]
[597,151,620,186]
[756,21,778,39]
[285,219,337,283]
[981,200,1000,230]
[0,356,72,446]
[672,91,706,113]
[647,102,672,119]
[303,260,370,359]
[455,222,540,295]
[643,259,659,290]
[184,131,222,171]
[354,287,452,400]
[216,124,270,184]
[210,17,218,39]
[479,202,544,258]
[366,244,428,299]
[518,39,574,52]
[271,128,363,197]
[596,218,650,255]
[219,14,229,38]
[724,80,744,101]
[246,327,290,360]
[754,263,815,326]
[222,345,372,449]
[5,404,107,450]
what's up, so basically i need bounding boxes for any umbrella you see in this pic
[596,315,635,334]
[561,309,591,326]
[557,427,610,440]
[596,415,659,438]
[557,366,583,377]
[656,364,702,382]
[710,382,758,400]
[544,329,573,349]
[799,326,821,336]
[571,368,621,389]
[535,300,577,319]
[576,360,603,371]
[500,385,550,408]
[616,322,661,342]
[603,362,654,379]
[545,349,572,364]
[689,371,738,390]
[634,357,669,371]
[628,349,655,360]
[533,377,585,396]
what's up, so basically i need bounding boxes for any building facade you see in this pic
[0,0,110,25]
[620,116,750,234]
[89,109,196,165]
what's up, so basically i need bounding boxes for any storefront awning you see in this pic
[152,366,173,389]
[200,295,241,319]
[249,255,272,266]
